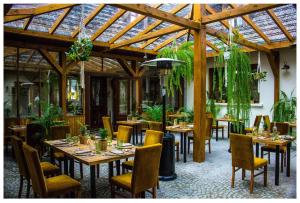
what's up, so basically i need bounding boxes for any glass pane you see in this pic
[67,75,83,115]
[4,68,17,118]
[119,80,128,115]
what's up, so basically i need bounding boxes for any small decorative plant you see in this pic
[97,128,108,151]
[99,128,108,140]
[66,38,93,61]
[78,120,88,136]
[251,71,267,81]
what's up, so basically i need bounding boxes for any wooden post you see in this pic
[16,47,20,124]
[59,52,67,117]
[135,78,142,113]
[193,4,206,163]
[266,52,280,104]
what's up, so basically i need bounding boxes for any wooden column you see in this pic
[193,4,206,163]
[59,52,67,117]
[16,47,20,124]
[267,52,280,104]
[135,78,142,113]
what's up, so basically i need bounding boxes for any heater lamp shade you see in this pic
[141,58,185,69]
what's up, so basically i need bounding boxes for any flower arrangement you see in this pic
[66,38,93,61]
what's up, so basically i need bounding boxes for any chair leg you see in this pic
[260,148,264,158]
[97,164,100,178]
[18,175,24,198]
[250,170,254,194]
[242,169,245,180]
[110,184,115,198]
[208,139,211,153]
[222,128,224,139]
[264,165,268,187]
[231,167,235,188]
[153,186,157,198]
[75,190,81,198]
[80,163,83,179]
[268,152,270,164]
[26,178,30,198]
[58,161,62,173]
[284,152,287,167]
[157,180,159,189]
[281,153,284,173]
[176,144,179,162]
[187,138,190,154]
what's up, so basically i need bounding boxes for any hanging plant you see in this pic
[157,41,194,96]
[66,38,93,61]
[251,71,267,81]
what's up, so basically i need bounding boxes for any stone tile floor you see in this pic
[3,133,297,198]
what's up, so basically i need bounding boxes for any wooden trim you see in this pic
[110,25,185,49]
[38,49,63,74]
[91,9,127,41]
[267,9,295,42]
[23,17,33,30]
[109,4,200,30]
[4,4,13,16]
[109,4,162,44]
[202,4,283,24]
[5,4,76,23]
[49,7,73,34]
[207,41,220,53]
[25,50,36,63]
[71,4,105,38]
[153,30,188,51]
[117,59,136,77]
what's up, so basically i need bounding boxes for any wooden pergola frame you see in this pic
[4,3,296,163]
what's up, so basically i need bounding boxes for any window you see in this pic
[67,75,83,115]
[119,80,129,115]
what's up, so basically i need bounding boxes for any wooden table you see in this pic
[288,122,296,135]
[168,114,186,119]
[8,125,27,140]
[166,125,193,163]
[116,120,142,145]
[251,135,295,186]
[45,140,136,198]
[215,118,235,141]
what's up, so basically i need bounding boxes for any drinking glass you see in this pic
[66,133,72,143]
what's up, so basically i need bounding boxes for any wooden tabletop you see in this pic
[247,134,295,146]
[168,114,186,118]
[216,118,236,122]
[8,125,27,133]
[116,120,142,126]
[166,125,194,133]
[45,140,136,166]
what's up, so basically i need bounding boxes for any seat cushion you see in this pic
[254,157,268,169]
[122,160,134,170]
[111,172,132,190]
[212,125,225,129]
[46,175,81,196]
[40,162,60,176]
[244,127,253,132]
[54,152,65,159]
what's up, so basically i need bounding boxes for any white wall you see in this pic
[185,47,296,127]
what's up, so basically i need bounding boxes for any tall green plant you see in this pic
[142,105,163,122]
[271,90,296,122]
[206,97,220,121]
[157,41,194,96]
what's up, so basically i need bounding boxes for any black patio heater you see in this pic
[141,58,185,181]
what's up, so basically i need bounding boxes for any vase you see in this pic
[79,136,88,144]
[96,139,107,152]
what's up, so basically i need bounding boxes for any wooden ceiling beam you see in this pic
[4,4,13,16]
[38,49,63,74]
[25,50,36,63]
[109,4,162,44]
[109,4,200,30]
[110,25,185,49]
[202,4,283,24]
[49,7,73,34]
[229,4,271,44]
[71,4,105,38]
[116,58,136,77]
[23,17,33,30]
[266,9,295,42]
[5,4,77,23]
[152,30,188,51]
[206,41,220,52]
[91,9,127,41]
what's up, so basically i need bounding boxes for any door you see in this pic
[113,79,130,123]
[90,77,107,128]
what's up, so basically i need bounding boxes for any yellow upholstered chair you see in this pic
[212,121,225,139]
[102,116,118,139]
[11,136,60,198]
[23,144,81,198]
[245,115,262,133]
[122,130,163,172]
[117,125,133,143]
[148,121,180,161]
[111,144,162,198]
[230,133,267,193]
[263,115,271,131]
[261,122,289,172]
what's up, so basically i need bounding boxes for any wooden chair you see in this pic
[111,144,162,198]
[188,113,213,153]
[102,116,118,139]
[212,122,225,139]
[26,123,45,157]
[11,136,60,198]
[23,144,81,198]
[263,115,271,131]
[148,121,179,161]
[261,122,289,172]
[117,125,133,143]
[245,115,262,133]
[230,133,267,193]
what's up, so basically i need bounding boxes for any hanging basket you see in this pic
[251,71,267,81]
[66,38,93,61]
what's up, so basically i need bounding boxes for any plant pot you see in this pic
[79,136,88,144]
[96,139,107,152]
[179,122,187,128]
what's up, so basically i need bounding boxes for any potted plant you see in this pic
[97,128,108,151]
[78,121,89,144]
[271,90,296,122]
[142,105,163,122]
[131,111,139,121]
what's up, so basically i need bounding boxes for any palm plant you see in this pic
[157,41,194,96]
[271,90,296,122]
[142,105,163,122]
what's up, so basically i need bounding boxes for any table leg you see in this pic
[116,160,121,175]
[132,126,136,145]
[287,142,291,177]
[108,162,114,182]
[184,133,187,163]
[64,158,69,175]
[227,121,231,138]
[50,148,54,164]
[275,145,280,186]
[255,143,259,157]
[90,165,96,198]
[135,126,138,145]
[216,121,219,141]
[180,133,183,154]
[69,158,74,178]
[140,125,143,144]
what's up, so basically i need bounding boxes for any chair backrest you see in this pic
[270,122,289,135]
[23,144,47,197]
[132,144,162,194]
[11,136,29,178]
[263,115,271,131]
[102,116,114,139]
[117,125,133,143]
[205,113,213,139]
[50,125,70,140]
[26,123,45,150]
[253,115,262,128]
[144,130,163,146]
[148,121,163,131]
[230,133,254,170]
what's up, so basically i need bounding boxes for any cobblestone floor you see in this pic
[3,132,297,198]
